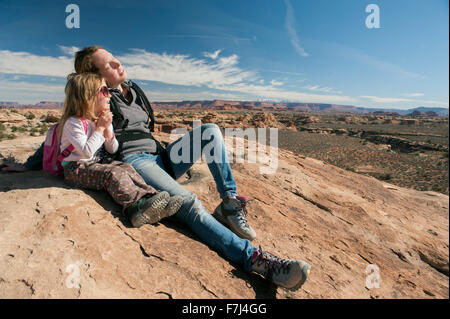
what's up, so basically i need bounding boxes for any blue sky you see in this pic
[0,0,448,110]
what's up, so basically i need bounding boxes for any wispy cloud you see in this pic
[419,100,449,107]
[320,40,424,79]
[263,69,305,76]
[303,85,342,94]
[117,49,254,87]
[0,78,64,103]
[146,89,241,102]
[284,0,308,57]
[58,45,80,56]
[203,49,222,60]
[361,95,448,108]
[401,93,424,97]
[360,95,412,103]
[270,80,284,86]
[0,47,357,104]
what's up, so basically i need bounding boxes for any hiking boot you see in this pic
[160,195,183,219]
[212,195,256,241]
[250,246,311,291]
[129,191,170,228]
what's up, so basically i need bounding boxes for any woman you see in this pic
[2,46,311,291]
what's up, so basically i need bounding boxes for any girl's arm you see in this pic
[104,124,119,154]
[62,118,105,159]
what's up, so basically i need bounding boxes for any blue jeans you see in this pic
[123,123,256,272]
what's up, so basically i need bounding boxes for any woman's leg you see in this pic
[123,153,256,272]
[166,123,237,199]
[165,123,256,240]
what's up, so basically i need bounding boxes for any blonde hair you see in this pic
[58,72,103,137]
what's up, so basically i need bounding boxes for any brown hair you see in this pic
[58,72,103,137]
[74,46,104,74]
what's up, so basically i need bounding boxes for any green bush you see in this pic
[380,173,392,181]
[0,132,16,140]
[25,113,35,120]
[432,185,441,192]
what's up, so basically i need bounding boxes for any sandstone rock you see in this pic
[0,112,26,124]
[0,132,448,299]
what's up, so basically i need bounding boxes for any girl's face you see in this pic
[94,79,111,117]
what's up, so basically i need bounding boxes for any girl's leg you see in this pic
[64,161,158,208]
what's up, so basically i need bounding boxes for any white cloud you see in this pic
[0,79,64,103]
[0,50,74,77]
[303,85,342,94]
[284,0,308,57]
[203,49,222,60]
[59,45,80,56]
[360,95,412,103]
[270,80,284,86]
[146,89,241,102]
[0,47,355,104]
[419,100,449,107]
[401,93,424,97]
[117,49,255,88]
[215,83,355,104]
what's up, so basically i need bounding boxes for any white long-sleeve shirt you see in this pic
[60,117,119,163]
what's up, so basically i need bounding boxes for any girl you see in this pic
[59,73,182,227]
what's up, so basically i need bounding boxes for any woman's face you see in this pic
[94,79,111,117]
[91,49,127,88]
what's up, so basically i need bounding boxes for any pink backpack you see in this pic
[43,119,87,176]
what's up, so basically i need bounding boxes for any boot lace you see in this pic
[235,196,255,227]
[252,246,292,276]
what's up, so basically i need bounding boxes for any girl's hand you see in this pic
[96,111,113,133]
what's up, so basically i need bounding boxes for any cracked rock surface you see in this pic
[0,133,448,298]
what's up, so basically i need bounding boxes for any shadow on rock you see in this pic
[230,268,278,299]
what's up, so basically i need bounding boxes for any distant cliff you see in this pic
[1,100,448,116]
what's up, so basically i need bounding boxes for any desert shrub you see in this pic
[432,185,441,192]
[0,123,5,131]
[10,109,18,113]
[345,166,355,172]
[0,132,16,140]
[380,173,392,181]
[29,127,40,136]
[25,112,35,120]
[38,123,49,135]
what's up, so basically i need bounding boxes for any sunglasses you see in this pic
[98,85,109,97]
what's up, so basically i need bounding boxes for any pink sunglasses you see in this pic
[98,85,109,97]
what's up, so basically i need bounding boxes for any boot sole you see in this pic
[160,195,183,219]
[131,192,170,227]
